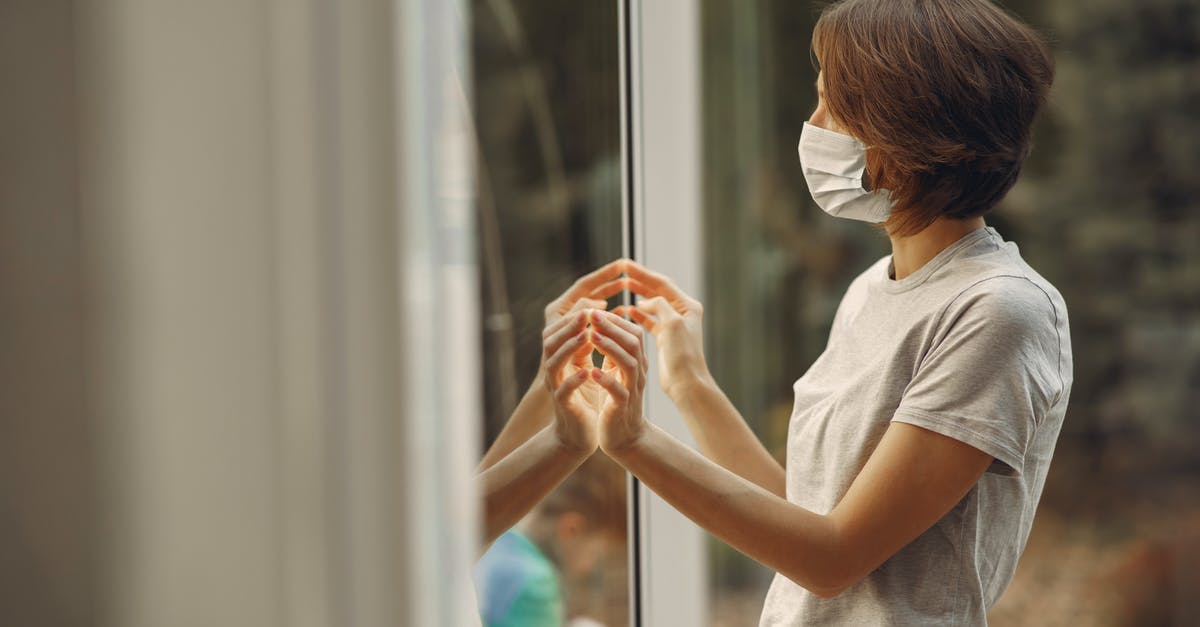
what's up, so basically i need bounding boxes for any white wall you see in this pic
[0,1,474,626]
[76,2,292,625]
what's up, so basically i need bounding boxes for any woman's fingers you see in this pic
[592,310,642,346]
[586,278,625,302]
[545,326,591,383]
[636,296,681,323]
[544,310,589,355]
[548,259,699,323]
[589,328,641,386]
[568,297,608,314]
[612,305,658,334]
[545,260,626,320]
[600,307,642,336]
[570,332,597,368]
[554,368,592,405]
[543,307,588,340]
[603,311,649,371]
[590,368,630,405]
[592,276,666,305]
[590,311,647,373]
[623,261,698,312]
[621,277,659,300]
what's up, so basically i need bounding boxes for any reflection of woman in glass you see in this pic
[571,0,1073,624]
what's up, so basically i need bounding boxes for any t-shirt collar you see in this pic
[881,226,997,293]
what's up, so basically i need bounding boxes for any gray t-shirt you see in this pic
[760,227,1072,626]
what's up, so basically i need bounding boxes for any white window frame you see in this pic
[621,1,708,625]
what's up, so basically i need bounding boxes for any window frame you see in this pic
[621,1,709,624]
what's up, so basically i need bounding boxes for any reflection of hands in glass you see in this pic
[541,310,602,454]
[611,261,712,402]
[587,310,649,454]
[543,259,627,326]
[479,261,626,472]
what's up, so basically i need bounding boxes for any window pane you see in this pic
[699,1,1200,625]
[472,0,629,624]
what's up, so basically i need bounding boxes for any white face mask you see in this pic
[797,122,895,223]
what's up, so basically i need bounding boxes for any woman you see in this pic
[567,0,1072,624]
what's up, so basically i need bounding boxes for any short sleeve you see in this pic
[892,277,1063,476]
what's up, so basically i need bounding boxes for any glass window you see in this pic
[472,0,629,624]
[699,3,888,621]
[698,1,1200,624]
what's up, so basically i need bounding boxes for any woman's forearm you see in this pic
[477,369,554,473]
[608,422,846,596]
[670,376,787,498]
[477,424,591,550]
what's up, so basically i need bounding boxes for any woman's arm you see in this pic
[609,262,786,497]
[477,261,625,474]
[588,310,993,597]
[611,420,991,596]
[478,424,592,550]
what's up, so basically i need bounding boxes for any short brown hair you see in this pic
[813,0,1055,235]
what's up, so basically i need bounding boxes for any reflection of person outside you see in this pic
[562,1,1073,624]
[475,454,626,627]
[472,263,629,624]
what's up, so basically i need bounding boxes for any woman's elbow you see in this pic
[785,551,864,599]
[779,567,859,599]
[786,525,863,598]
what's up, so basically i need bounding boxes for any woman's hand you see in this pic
[611,261,712,402]
[588,310,649,454]
[479,261,625,472]
[536,258,626,375]
[541,309,604,454]
[543,260,626,326]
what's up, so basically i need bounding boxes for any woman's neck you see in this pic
[888,216,987,280]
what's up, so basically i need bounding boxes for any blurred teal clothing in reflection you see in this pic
[475,530,563,627]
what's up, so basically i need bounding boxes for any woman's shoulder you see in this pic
[944,273,1062,333]
[944,239,1067,327]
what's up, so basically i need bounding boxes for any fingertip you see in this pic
[591,368,603,381]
